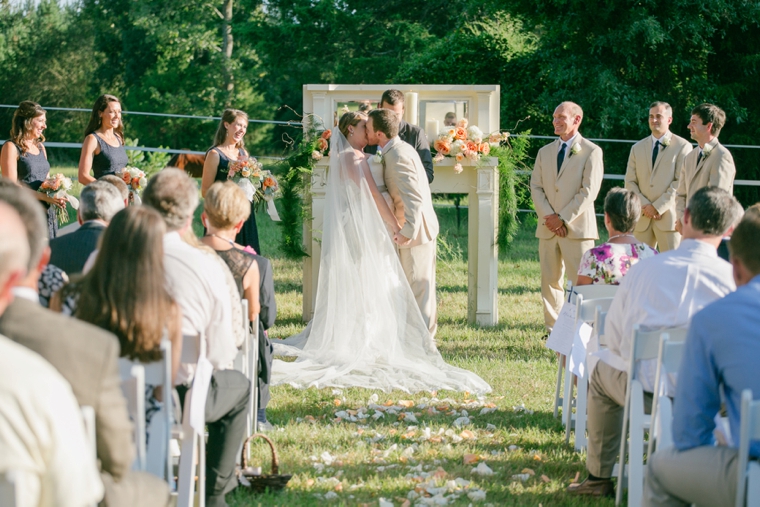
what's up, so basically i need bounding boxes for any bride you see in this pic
[271,112,491,394]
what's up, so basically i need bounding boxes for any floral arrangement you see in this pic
[116,166,148,205]
[432,118,510,173]
[37,173,78,225]
[228,156,280,203]
[310,129,331,162]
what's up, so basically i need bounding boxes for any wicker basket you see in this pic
[239,433,292,493]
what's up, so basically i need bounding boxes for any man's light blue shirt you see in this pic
[674,274,760,457]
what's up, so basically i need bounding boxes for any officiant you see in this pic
[364,89,435,183]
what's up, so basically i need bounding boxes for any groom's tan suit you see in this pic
[382,136,440,338]
[675,138,735,219]
[531,134,603,329]
[624,132,692,252]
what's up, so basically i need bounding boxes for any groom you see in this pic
[366,108,440,340]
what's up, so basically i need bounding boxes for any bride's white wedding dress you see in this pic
[271,130,491,394]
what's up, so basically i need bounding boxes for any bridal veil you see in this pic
[271,128,490,394]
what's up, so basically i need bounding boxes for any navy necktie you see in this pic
[697,150,703,166]
[557,142,567,173]
[652,140,660,167]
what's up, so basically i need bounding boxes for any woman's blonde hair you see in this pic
[204,181,251,229]
[338,111,367,139]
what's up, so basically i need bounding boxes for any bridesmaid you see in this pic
[78,94,129,185]
[0,101,65,238]
[201,108,261,254]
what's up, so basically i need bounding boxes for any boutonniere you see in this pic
[702,145,712,158]
[374,149,383,164]
[660,136,671,148]
[569,142,581,157]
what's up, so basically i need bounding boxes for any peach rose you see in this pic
[311,150,322,161]
[479,142,490,155]
[121,172,131,184]
[465,140,478,153]
[455,152,465,162]
[434,138,451,155]
[321,129,332,140]
[488,133,502,144]
[456,118,469,129]
[454,163,463,174]
[433,152,445,163]
[317,138,328,151]
[467,149,479,161]
[454,127,467,141]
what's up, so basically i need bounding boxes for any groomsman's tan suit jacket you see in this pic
[531,134,604,240]
[625,133,692,232]
[675,138,735,218]
[382,136,439,247]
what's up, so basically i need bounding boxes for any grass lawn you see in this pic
[53,164,614,506]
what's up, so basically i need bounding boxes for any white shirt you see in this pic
[0,334,103,507]
[651,133,668,154]
[558,133,578,153]
[163,232,237,384]
[603,239,735,393]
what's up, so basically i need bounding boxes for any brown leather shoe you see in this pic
[567,478,615,497]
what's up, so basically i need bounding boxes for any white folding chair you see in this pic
[737,389,760,507]
[118,340,173,486]
[564,295,614,450]
[249,315,260,437]
[554,282,619,419]
[81,405,97,507]
[176,333,210,507]
[616,326,687,507]
[0,471,20,507]
[647,333,686,457]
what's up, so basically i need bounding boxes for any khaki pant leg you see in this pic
[559,237,595,286]
[653,227,681,252]
[100,470,171,507]
[538,236,564,330]
[643,446,739,507]
[634,223,657,249]
[399,240,438,339]
[587,362,629,477]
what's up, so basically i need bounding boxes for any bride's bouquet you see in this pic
[432,118,508,174]
[37,173,79,225]
[116,166,148,205]
[228,156,279,203]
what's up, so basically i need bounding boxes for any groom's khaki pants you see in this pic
[399,240,437,339]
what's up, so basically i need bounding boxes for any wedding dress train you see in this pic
[271,130,490,394]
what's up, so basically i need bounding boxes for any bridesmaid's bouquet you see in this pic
[116,166,148,205]
[228,156,280,203]
[37,173,79,225]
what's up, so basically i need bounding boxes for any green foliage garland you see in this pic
[491,131,531,250]
[276,118,331,259]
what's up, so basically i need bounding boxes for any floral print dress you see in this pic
[577,242,658,285]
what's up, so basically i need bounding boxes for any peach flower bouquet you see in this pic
[432,118,510,173]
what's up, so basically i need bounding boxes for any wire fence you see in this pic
[1,103,759,184]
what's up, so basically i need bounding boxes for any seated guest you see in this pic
[143,168,248,507]
[202,181,279,430]
[57,206,183,452]
[568,186,740,497]
[0,200,104,507]
[576,188,658,286]
[644,210,760,506]
[48,180,124,275]
[717,200,746,261]
[0,188,171,506]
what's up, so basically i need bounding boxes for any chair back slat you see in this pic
[737,390,760,507]
[661,340,685,375]
[180,334,200,363]
[595,309,608,343]
[577,295,613,323]
[0,471,20,506]
[569,283,620,304]
[632,327,667,362]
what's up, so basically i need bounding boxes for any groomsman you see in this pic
[624,102,692,252]
[675,103,736,232]
[530,102,603,330]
